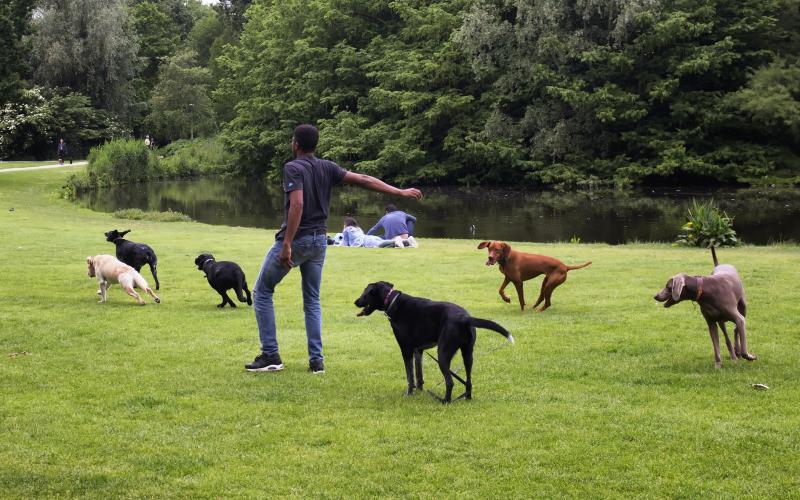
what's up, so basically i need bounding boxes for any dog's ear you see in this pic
[671,274,685,302]
[501,242,511,259]
[121,229,131,236]
[477,241,490,249]
[86,256,93,265]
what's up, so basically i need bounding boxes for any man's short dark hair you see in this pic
[385,204,397,213]
[343,216,359,227]
[293,124,319,152]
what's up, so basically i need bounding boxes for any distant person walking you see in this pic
[144,135,151,149]
[56,138,68,165]
[245,124,422,374]
[367,204,418,246]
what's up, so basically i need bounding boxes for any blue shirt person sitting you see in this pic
[367,204,418,247]
[341,217,402,248]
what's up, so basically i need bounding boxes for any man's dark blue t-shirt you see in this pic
[275,155,347,241]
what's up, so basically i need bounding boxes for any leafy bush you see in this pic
[113,208,193,222]
[85,139,158,187]
[675,199,738,247]
[159,137,233,177]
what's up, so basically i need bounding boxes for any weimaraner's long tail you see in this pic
[711,246,719,267]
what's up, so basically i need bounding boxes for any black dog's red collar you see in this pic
[384,289,400,318]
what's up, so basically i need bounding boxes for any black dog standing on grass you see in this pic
[355,281,514,403]
[194,253,252,308]
[105,229,160,290]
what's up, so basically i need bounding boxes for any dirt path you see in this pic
[0,161,87,173]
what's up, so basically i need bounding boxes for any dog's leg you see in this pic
[498,277,512,304]
[436,343,459,403]
[734,310,757,361]
[149,261,159,291]
[243,281,253,306]
[459,342,474,400]
[531,276,548,310]
[719,322,737,360]
[217,291,236,308]
[119,274,145,305]
[512,280,525,311]
[413,350,424,390]
[98,280,107,303]
[402,350,415,395]
[144,287,161,304]
[706,318,722,368]
[538,272,566,312]
[234,280,248,303]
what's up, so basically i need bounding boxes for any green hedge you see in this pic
[63,137,233,198]
[85,139,157,186]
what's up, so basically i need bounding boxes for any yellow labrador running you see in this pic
[87,254,161,305]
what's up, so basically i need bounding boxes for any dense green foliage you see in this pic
[4,0,800,187]
[217,0,497,182]
[0,0,35,104]
[113,208,193,222]
[676,199,739,247]
[63,137,233,197]
[84,138,158,187]
[159,136,234,177]
[216,0,800,186]
[145,51,216,142]
[31,0,140,118]
[0,87,124,160]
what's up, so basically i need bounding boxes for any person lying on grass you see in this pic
[245,124,422,375]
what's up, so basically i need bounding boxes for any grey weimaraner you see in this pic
[654,247,757,368]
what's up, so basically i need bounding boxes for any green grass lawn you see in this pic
[1,168,799,497]
[0,160,84,169]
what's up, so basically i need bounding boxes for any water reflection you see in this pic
[75,178,800,244]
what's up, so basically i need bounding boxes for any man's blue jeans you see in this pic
[253,233,327,362]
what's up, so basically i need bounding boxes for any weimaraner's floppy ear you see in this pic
[477,241,490,249]
[671,274,685,302]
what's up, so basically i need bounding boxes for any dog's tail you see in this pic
[470,318,514,344]
[711,246,719,267]
[133,272,161,304]
[566,261,592,271]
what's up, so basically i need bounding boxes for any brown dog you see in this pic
[477,241,591,311]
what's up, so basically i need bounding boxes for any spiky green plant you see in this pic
[675,199,738,247]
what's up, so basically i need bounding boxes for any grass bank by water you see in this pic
[1,168,799,497]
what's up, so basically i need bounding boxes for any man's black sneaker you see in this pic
[245,353,284,372]
[309,359,325,374]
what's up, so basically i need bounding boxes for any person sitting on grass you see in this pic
[341,217,403,248]
[366,204,418,247]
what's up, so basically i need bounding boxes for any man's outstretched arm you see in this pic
[342,172,422,200]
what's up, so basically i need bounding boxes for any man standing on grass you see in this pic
[245,124,422,374]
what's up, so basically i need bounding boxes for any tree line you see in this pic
[2,0,800,188]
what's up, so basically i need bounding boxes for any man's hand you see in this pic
[279,241,294,269]
[402,188,422,200]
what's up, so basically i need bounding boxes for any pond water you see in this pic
[75,177,800,244]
